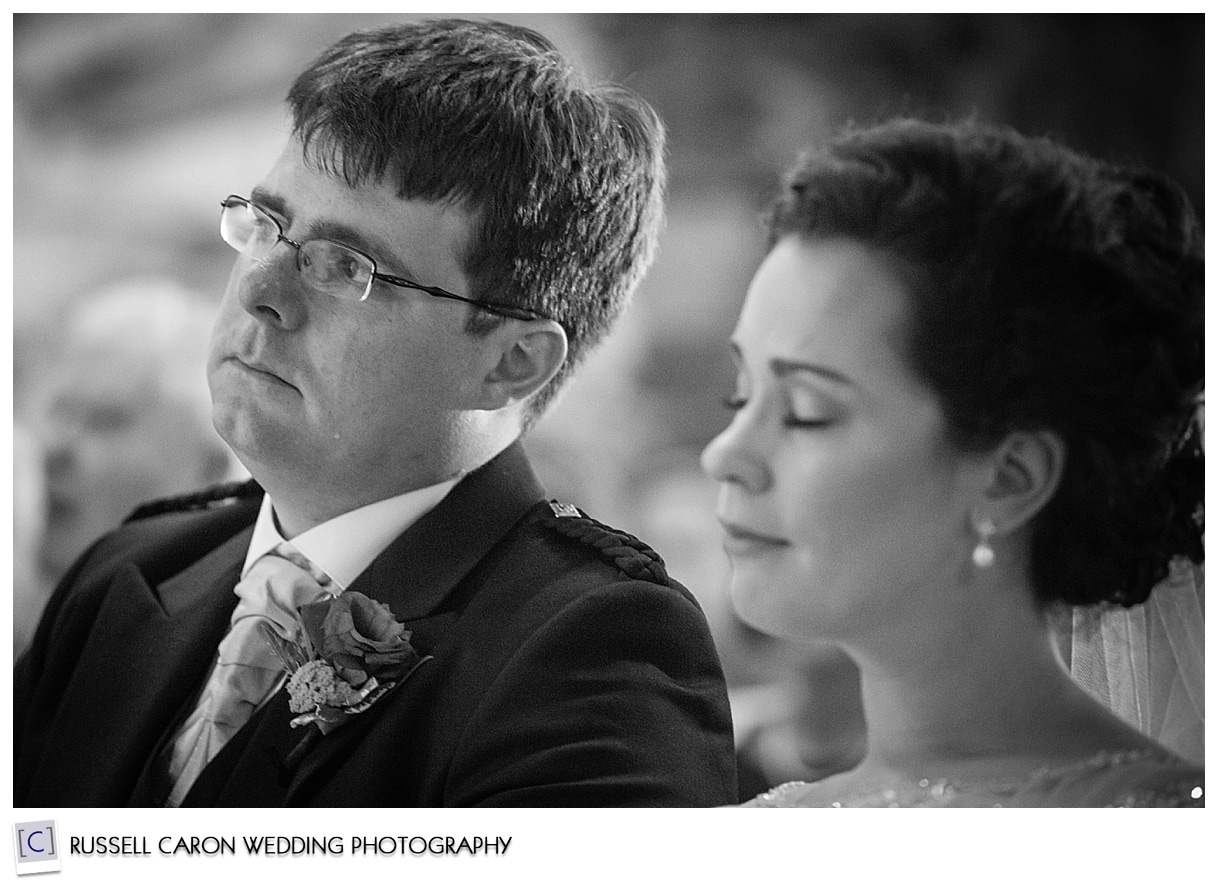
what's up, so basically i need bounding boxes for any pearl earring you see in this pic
[972,518,996,568]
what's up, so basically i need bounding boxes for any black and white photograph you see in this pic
[9,9,1206,875]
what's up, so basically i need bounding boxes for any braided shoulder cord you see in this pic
[124,479,263,522]
[540,501,669,584]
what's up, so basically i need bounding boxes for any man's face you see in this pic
[208,139,490,522]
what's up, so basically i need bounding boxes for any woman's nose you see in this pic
[701,414,771,494]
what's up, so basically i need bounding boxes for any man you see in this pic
[15,19,736,807]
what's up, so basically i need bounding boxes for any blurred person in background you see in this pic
[16,279,243,659]
[15,18,735,808]
[13,420,48,660]
[732,641,866,803]
[704,118,1203,807]
[33,279,242,587]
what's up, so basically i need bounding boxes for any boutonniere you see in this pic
[261,591,430,741]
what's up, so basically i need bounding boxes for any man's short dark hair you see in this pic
[287,18,666,422]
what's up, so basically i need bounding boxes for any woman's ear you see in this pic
[976,429,1067,535]
[473,319,568,411]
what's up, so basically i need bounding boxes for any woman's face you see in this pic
[701,237,989,646]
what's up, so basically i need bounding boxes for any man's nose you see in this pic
[233,246,308,330]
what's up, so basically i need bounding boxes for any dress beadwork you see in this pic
[742,748,1203,808]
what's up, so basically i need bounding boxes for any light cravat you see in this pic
[163,541,334,806]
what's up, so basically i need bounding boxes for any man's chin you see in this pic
[211,404,292,472]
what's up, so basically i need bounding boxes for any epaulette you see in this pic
[123,479,263,523]
[539,500,669,585]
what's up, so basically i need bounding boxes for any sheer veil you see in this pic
[1068,559,1204,764]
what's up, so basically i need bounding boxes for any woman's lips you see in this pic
[719,521,790,556]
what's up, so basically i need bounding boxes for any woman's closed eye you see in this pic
[784,413,834,429]
[784,383,840,429]
[720,393,837,429]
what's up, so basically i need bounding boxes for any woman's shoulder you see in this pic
[740,780,820,807]
[739,748,1204,808]
[1015,748,1204,808]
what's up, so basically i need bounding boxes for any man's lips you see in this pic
[230,355,296,389]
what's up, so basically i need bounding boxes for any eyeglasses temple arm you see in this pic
[373,271,545,321]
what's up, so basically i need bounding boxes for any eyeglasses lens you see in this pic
[297,242,374,300]
[219,197,372,301]
[220,198,276,257]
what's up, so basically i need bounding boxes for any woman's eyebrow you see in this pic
[727,342,851,386]
[770,356,853,387]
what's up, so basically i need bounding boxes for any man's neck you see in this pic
[246,477,460,589]
[264,469,457,539]
[256,431,518,539]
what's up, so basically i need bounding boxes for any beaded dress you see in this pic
[743,748,1203,807]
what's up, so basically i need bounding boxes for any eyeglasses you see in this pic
[218,195,545,321]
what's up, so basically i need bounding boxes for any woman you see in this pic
[702,118,1203,807]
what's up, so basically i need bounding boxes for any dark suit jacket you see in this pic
[14,442,737,807]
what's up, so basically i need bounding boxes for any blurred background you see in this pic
[12,13,1204,791]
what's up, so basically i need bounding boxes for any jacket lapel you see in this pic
[351,440,547,619]
[197,441,546,805]
[35,527,250,805]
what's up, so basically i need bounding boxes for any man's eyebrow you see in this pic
[247,186,414,277]
[307,220,407,273]
[771,356,853,387]
[249,186,287,217]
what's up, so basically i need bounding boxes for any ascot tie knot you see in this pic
[228,542,334,658]
[163,541,334,806]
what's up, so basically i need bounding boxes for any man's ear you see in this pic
[474,319,568,411]
[974,429,1067,536]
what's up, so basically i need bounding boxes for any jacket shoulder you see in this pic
[535,500,670,585]
[123,479,263,523]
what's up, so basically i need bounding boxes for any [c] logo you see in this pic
[12,820,61,876]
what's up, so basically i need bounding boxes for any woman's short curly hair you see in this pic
[768,118,1203,608]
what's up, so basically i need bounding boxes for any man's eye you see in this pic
[246,209,280,239]
[337,254,363,281]
[722,395,746,411]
